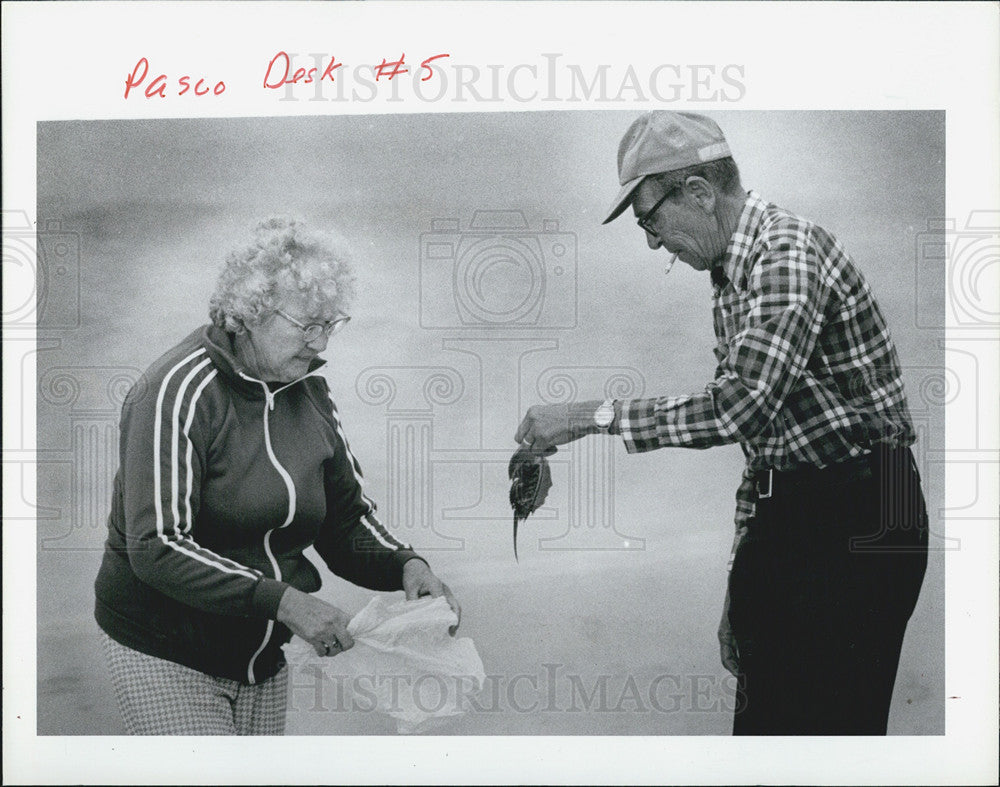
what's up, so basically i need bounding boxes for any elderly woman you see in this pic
[94,217,459,734]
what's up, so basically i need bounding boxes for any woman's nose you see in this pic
[307,333,329,352]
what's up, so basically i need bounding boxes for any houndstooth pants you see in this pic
[101,632,288,735]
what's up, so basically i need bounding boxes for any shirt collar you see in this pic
[201,323,327,398]
[714,190,769,291]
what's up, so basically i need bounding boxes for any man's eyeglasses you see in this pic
[636,186,680,235]
[275,309,351,342]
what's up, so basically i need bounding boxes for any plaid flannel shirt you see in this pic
[619,191,915,530]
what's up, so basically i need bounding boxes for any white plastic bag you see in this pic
[283,596,485,734]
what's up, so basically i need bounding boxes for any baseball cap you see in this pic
[603,112,732,224]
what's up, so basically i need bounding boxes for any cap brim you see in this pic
[602,177,644,225]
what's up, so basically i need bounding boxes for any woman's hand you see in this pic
[402,559,461,635]
[276,587,355,657]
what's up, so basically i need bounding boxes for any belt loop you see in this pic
[757,468,773,499]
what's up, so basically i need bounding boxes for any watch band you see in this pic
[608,399,622,435]
[594,398,616,433]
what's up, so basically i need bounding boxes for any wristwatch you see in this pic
[594,399,616,433]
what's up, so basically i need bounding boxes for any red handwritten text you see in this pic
[124,58,225,99]
[263,51,342,89]
[420,54,450,82]
[374,54,408,81]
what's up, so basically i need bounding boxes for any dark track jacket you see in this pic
[94,325,422,684]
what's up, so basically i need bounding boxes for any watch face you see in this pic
[595,401,615,428]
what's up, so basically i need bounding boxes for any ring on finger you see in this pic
[323,640,341,656]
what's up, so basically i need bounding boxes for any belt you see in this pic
[753,452,875,500]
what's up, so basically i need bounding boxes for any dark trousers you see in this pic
[728,445,929,735]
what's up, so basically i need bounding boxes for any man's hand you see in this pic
[402,558,461,635]
[276,586,355,657]
[514,400,605,451]
[718,587,740,676]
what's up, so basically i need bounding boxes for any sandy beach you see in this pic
[38,522,944,735]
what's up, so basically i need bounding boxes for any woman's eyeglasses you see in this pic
[275,309,351,342]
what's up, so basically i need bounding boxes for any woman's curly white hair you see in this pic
[209,217,356,333]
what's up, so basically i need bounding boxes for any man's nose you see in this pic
[645,230,661,250]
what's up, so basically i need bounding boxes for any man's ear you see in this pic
[684,176,717,214]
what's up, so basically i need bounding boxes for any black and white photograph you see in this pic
[33,109,948,739]
[4,2,998,784]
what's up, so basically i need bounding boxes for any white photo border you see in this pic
[3,2,998,784]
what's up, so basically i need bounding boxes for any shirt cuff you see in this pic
[617,398,660,454]
[399,552,427,569]
[251,577,290,619]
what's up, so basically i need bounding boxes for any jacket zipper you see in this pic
[240,370,323,683]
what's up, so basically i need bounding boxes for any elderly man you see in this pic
[515,112,929,735]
